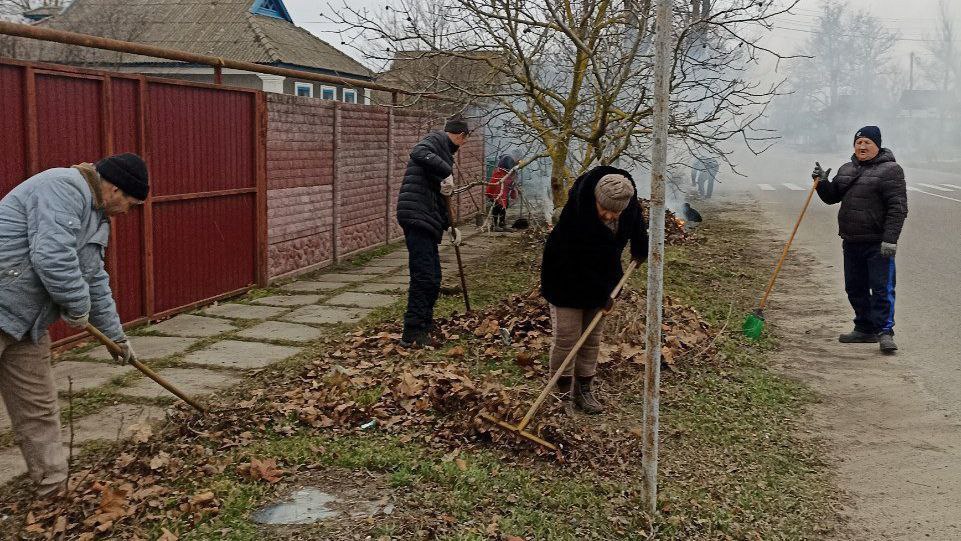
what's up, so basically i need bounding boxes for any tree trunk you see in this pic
[549,141,572,207]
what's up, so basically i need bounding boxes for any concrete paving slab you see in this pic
[351,283,405,293]
[84,336,197,363]
[53,361,133,393]
[313,273,375,283]
[283,305,371,326]
[380,274,411,285]
[358,263,402,272]
[150,314,236,338]
[117,368,242,400]
[64,403,166,445]
[182,340,302,370]
[238,321,324,343]
[0,400,9,431]
[203,303,289,320]
[325,292,399,309]
[0,447,26,485]
[281,281,349,293]
[253,295,323,307]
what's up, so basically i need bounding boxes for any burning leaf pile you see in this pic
[639,200,692,245]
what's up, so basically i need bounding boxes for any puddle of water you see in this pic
[251,488,341,525]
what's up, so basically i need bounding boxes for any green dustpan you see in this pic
[743,177,821,341]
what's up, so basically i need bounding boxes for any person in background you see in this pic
[395,115,469,347]
[691,155,719,198]
[813,125,908,354]
[0,153,146,497]
[486,152,520,231]
[681,202,702,224]
[540,166,649,414]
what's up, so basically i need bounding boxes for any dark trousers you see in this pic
[492,202,507,227]
[843,241,896,335]
[403,226,441,338]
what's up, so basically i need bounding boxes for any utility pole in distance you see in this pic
[643,0,672,516]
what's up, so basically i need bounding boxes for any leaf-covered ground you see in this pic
[0,208,840,540]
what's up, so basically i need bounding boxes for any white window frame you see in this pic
[320,85,337,101]
[294,82,313,97]
[343,89,357,104]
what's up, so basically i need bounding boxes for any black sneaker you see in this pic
[878,333,898,354]
[400,330,429,349]
[838,330,879,343]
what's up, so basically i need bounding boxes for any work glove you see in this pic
[440,175,455,196]
[812,162,832,183]
[62,312,89,328]
[113,339,137,365]
[448,227,463,246]
[880,242,897,258]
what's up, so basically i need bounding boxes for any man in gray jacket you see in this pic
[0,153,147,496]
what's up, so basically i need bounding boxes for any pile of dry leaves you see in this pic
[638,200,692,245]
[6,287,715,539]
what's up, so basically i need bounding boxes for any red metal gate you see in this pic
[0,58,266,344]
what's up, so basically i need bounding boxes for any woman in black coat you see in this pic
[541,165,648,413]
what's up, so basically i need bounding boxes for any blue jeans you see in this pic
[843,241,896,335]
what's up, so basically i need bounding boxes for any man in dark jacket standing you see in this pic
[396,116,469,347]
[813,126,907,354]
[541,166,648,413]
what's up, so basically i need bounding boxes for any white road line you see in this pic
[941,184,961,190]
[919,183,953,192]
[758,183,776,191]
[907,186,961,203]
[783,183,805,191]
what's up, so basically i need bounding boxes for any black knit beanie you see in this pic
[95,153,149,200]
[854,126,882,149]
[444,116,470,134]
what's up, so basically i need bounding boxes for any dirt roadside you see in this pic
[742,200,961,540]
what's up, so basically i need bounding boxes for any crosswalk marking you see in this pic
[908,186,961,203]
[919,183,953,192]
[758,184,775,191]
[783,183,805,191]
[942,184,961,190]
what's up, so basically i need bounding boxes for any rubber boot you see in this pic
[878,333,898,354]
[556,375,575,415]
[838,329,879,343]
[573,376,604,415]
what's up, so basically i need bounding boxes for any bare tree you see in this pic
[327,0,798,205]
[922,0,960,94]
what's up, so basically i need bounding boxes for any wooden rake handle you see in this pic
[517,260,640,431]
[84,324,206,414]
[444,194,472,312]
[758,179,819,311]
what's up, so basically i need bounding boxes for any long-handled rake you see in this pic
[743,177,820,339]
[85,324,207,414]
[480,260,639,451]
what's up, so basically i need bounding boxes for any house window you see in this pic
[343,89,357,104]
[294,82,313,97]
[320,86,336,100]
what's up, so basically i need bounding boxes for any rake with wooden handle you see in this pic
[85,324,206,414]
[480,260,639,451]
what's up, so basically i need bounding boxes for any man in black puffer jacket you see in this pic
[396,116,469,347]
[541,166,649,414]
[814,126,908,354]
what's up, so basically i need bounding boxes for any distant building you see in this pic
[11,0,373,101]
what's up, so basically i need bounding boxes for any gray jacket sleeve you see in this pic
[25,177,91,320]
[881,164,908,244]
[86,239,125,342]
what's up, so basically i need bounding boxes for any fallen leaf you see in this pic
[455,458,468,471]
[447,346,466,358]
[128,421,153,444]
[157,528,179,541]
[244,458,284,483]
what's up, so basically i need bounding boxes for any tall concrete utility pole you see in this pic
[643,0,672,515]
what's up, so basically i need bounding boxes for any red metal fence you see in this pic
[0,58,265,344]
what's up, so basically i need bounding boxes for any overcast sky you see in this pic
[283,0,959,71]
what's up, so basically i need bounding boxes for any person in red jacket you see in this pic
[485,153,519,230]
